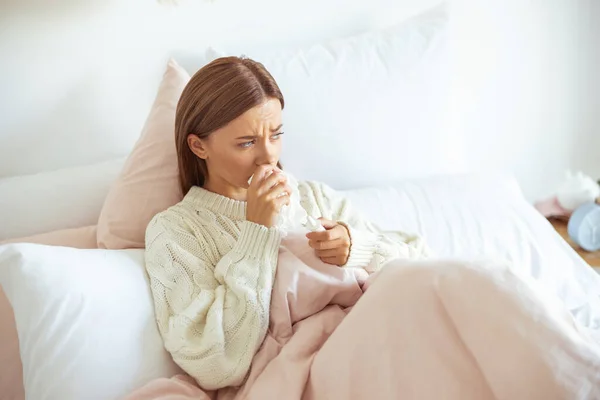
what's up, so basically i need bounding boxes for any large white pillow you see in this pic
[178,4,450,190]
[0,244,181,400]
[0,4,447,242]
[0,158,125,241]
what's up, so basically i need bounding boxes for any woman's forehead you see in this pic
[242,99,282,124]
[220,99,282,137]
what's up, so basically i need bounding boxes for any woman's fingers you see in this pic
[321,256,342,266]
[274,193,291,209]
[317,247,349,262]
[249,165,274,188]
[259,169,286,193]
[307,223,351,267]
[316,248,342,258]
[317,218,337,229]
[266,183,292,201]
[309,238,343,250]
[306,229,341,242]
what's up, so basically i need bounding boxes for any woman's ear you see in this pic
[187,134,208,159]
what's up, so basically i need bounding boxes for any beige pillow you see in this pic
[97,59,190,249]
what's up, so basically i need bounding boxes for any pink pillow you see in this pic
[0,225,98,248]
[97,59,191,249]
[0,287,24,400]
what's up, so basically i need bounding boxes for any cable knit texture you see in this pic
[144,181,429,390]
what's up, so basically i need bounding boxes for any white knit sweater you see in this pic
[144,181,428,390]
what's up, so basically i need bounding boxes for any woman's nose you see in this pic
[256,145,278,166]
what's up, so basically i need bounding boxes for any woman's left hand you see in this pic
[306,218,351,266]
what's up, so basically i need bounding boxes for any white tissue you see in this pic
[247,169,309,236]
[556,170,600,211]
[277,173,310,236]
[305,216,325,232]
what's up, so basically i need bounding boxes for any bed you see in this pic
[1,3,600,399]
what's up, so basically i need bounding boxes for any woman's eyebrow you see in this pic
[236,124,283,140]
[236,135,257,140]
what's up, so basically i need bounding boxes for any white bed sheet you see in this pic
[343,172,600,334]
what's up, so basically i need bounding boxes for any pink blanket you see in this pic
[126,233,600,400]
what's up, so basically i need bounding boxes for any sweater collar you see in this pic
[184,186,247,220]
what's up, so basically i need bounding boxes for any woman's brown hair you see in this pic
[175,56,284,195]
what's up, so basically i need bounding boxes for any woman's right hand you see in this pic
[246,165,292,228]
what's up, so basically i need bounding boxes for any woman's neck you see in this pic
[203,179,247,202]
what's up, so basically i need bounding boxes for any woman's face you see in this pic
[187,97,283,200]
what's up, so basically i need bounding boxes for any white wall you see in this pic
[0,0,439,177]
[448,0,599,200]
[0,0,168,175]
[0,0,597,200]
[580,0,600,181]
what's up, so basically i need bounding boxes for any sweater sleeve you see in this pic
[301,181,430,272]
[144,215,281,390]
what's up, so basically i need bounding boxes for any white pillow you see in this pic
[0,244,181,400]
[178,4,451,190]
[0,158,125,241]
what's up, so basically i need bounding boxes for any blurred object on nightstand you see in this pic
[568,200,600,252]
[550,217,600,267]
[535,171,600,220]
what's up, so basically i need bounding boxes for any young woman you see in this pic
[144,56,428,390]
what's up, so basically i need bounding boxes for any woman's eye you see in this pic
[239,133,283,148]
